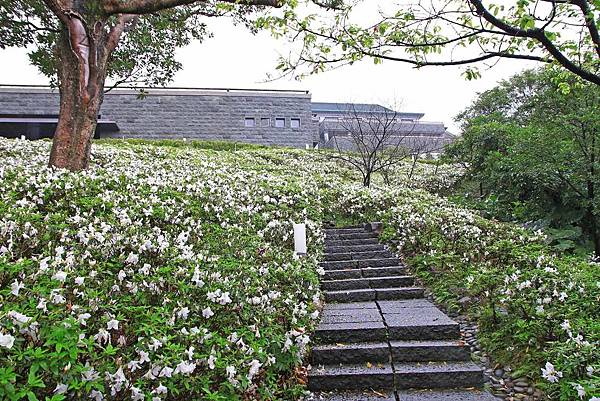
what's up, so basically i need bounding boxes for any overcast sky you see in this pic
[0,18,540,133]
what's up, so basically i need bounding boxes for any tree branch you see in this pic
[103,0,282,15]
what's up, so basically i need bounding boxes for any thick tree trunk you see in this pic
[363,172,371,187]
[49,23,105,171]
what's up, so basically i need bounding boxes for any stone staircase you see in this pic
[309,227,498,401]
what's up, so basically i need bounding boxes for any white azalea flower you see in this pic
[77,313,91,326]
[572,383,586,399]
[89,390,104,401]
[0,333,15,349]
[153,384,168,395]
[8,311,31,326]
[131,386,144,401]
[107,319,119,330]
[202,307,214,319]
[247,359,262,381]
[125,252,139,265]
[174,360,196,375]
[159,366,173,378]
[587,366,594,377]
[207,354,216,370]
[52,271,67,282]
[10,280,24,296]
[177,307,190,320]
[541,362,563,383]
[54,383,68,394]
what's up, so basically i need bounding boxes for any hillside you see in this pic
[0,138,598,401]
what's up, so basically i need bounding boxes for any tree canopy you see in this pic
[447,68,600,254]
[265,0,600,85]
[1,0,284,87]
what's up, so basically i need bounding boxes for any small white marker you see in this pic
[293,223,307,255]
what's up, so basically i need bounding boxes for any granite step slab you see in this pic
[324,287,424,303]
[320,308,383,324]
[311,390,396,401]
[323,301,379,311]
[376,287,424,300]
[309,362,484,392]
[311,339,470,365]
[396,389,500,401]
[362,266,407,277]
[321,276,415,291]
[325,232,379,240]
[308,363,395,391]
[325,250,396,261]
[311,342,390,365]
[393,362,484,389]
[390,340,471,362]
[314,321,387,343]
[325,244,387,254]
[378,301,461,340]
[320,258,402,270]
[324,228,367,235]
[326,238,380,246]
[322,269,363,280]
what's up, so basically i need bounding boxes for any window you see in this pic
[290,118,301,129]
[275,118,285,128]
[261,118,271,127]
[244,118,255,127]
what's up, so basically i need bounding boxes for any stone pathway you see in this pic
[308,227,498,401]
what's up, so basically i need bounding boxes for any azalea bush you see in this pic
[0,138,348,401]
[325,185,600,401]
[1,138,597,401]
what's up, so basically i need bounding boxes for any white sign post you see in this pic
[293,223,307,256]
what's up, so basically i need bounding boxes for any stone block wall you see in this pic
[0,87,318,148]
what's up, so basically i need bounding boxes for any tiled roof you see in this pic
[311,102,425,120]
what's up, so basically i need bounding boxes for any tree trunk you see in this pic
[363,172,371,187]
[49,22,105,171]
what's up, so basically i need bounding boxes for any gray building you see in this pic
[311,102,455,154]
[0,86,454,152]
[0,86,317,148]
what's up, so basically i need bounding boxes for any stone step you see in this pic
[314,321,387,344]
[390,340,470,362]
[326,238,380,246]
[325,244,386,253]
[320,258,402,270]
[322,266,407,280]
[311,340,470,365]
[380,300,461,341]
[324,287,424,303]
[362,266,407,277]
[394,361,484,389]
[324,250,395,261]
[323,269,363,280]
[311,342,390,365]
[308,362,483,392]
[326,232,379,240]
[321,276,415,291]
[311,390,396,401]
[308,363,395,391]
[324,228,366,235]
[397,389,500,401]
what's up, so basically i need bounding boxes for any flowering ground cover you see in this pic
[0,138,342,400]
[328,187,600,401]
[1,138,598,400]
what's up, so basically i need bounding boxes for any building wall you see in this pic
[0,87,317,148]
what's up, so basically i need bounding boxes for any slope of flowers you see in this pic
[0,138,348,401]
[1,138,597,401]
[327,186,600,401]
